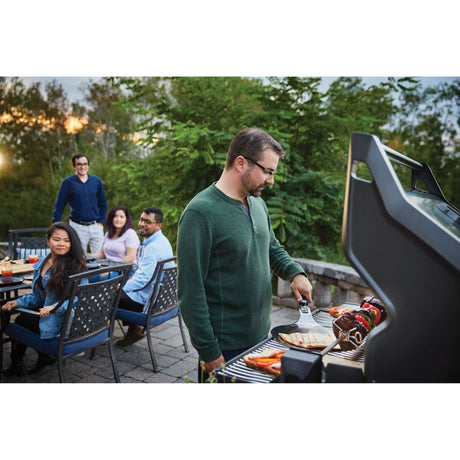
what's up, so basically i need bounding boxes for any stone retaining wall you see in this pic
[273,258,375,310]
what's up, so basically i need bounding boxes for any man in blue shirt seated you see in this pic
[116,206,174,347]
[52,153,108,253]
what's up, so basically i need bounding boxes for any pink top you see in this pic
[103,228,140,262]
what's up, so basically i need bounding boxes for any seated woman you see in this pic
[1,222,87,376]
[90,205,140,280]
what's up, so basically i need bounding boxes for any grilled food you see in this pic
[328,306,353,317]
[243,348,285,376]
[333,296,386,350]
[278,330,340,350]
[362,296,387,323]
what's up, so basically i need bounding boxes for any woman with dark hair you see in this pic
[1,222,87,376]
[91,205,140,264]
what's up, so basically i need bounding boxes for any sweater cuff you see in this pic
[195,342,222,364]
[285,261,309,282]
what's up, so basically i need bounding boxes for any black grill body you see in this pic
[343,133,460,382]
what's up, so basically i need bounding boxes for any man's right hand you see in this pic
[204,354,225,373]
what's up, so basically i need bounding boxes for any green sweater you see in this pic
[177,184,306,362]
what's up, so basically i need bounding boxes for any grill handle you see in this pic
[382,145,423,170]
[382,142,446,201]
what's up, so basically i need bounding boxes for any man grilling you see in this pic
[177,128,312,382]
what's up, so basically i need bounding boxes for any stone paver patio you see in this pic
[1,304,298,384]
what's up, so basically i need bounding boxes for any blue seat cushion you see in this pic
[116,306,178,328]
[5,323,109,356]
[16,248,50,259]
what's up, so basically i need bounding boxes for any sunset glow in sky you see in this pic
[0,107,88,134]
[64,115,88,134]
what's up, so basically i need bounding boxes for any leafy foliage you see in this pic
[1,76,459,266]
[0,78,75,235]
[387,79,460,201]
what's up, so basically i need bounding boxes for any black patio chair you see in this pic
[7,228,50,260]
[115,256,189,372]
[0,263,132,383]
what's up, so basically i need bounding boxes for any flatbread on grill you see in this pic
[278,331,340,350]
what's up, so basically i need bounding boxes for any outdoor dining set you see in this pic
[0,228,189,383]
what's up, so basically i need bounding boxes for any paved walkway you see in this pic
[1,304,298,383]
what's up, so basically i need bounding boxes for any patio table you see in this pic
[1,261,34,301]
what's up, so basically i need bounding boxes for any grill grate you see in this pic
[217,339,287,383]
[216,305,366,383]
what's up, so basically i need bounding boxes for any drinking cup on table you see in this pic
[29,254,39,264]
[1,265,13,277]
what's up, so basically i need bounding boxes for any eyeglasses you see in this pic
[242,156,276,176]
[139,217,159,225]
[75,162,88,166]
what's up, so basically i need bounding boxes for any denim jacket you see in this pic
[15,256,87,339]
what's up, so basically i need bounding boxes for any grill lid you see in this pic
[343,133,460,382]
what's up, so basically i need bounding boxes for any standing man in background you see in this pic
[52,153,107,253]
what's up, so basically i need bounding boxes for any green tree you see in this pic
[3,75,457,264]
[74,78,142,211]
[241,77,346,261]
[112,77,264,243]
[113,76,425,263]
[388,79,460,207]
[0,77,143,240]
[0,77,75,237]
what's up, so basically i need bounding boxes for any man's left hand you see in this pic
[290,274,313,303]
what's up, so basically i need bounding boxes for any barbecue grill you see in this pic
[343,133,460,382]
[216,133,460,383]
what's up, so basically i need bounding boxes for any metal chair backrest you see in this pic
[58,263,132,348]
[8,228,50,259]
[140,257,177,316]
[133,256,176,293]
[148,266,178,318]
